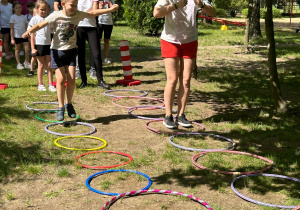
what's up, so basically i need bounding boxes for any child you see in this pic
[98,0,114,64]
[28,0,56,92]
[10,1,31,69]
[27,1,36,76]
[23,0,119,121]
[153,0,216,129]
[0,0,13,60]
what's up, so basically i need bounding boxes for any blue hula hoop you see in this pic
[86,169,152,196]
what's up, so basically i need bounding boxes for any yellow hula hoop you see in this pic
[54,136,107,151]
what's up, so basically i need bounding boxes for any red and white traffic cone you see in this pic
[116,40,141,86]
[0,39,8,89]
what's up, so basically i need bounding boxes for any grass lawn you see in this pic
[0,18,299,209]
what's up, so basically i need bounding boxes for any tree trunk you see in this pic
[248,0,262,40]
[265,0,287,114]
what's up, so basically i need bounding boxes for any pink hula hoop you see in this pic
[192,150,273,175]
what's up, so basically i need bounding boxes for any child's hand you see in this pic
[32,49,37,55]
[110,4,119,12]
[22,32,29,39]
[176,0,188,9]
[11,40,15,45]
[194,0,204,7]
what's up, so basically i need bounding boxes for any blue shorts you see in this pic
[50,48,77,69]
[1,28,10,34]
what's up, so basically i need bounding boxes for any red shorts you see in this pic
[161,39,198,58]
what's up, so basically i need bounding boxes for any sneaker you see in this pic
[65,103,76,118]
[79,82,87,89]
[56,107,65,121]
[48,85,57,92]
[28,71,34,76]
[20,51,24,56]
[97,80,110,90]
[38,84,46,91]
[24,62,31,69]
[75,68,81,79]
[89,68,97,80]
[2,52,6,57]
[163,115,177,129]
[104,58,112,64]
[44,70,48,75]
[177,113,192,128]
[17,63,25,70]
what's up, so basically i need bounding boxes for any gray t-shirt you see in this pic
[45,10,87,50]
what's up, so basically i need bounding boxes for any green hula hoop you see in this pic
[54,136,107,151]
[35,110,80,123]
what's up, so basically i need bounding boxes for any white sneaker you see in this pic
[20,51,24,56]
[75,68,81,79]
[89,68,97,80]
[23,62,31,69]
[104,58,112,64]
[38,84,46,91]
[17,63,25,70]
[48,85,57,92]
[2,52,6,57]
[44,70,48,75]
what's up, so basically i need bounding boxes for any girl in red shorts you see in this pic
[153,0,216,129]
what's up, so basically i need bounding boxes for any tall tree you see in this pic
[265,0,287,114]
[248,0,262,40]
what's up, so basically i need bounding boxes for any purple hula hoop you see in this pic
[112,96,165,110]
[127,105,177,120]
[25,102,59,111]
[104,89,148,98]
[102,189,213,210]
[44,121,97,136]
[231,173,300,209]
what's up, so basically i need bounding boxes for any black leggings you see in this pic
[77,27,103,83]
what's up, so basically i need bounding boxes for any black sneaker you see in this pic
[28,71,34,76]
[65,103,76,118]
[97,80,110,90]
[163,115,177,129]
[79,82,87,89]
[177,114,192,127]
[56,107,65,121]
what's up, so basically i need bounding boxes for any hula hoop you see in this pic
[102,189,213,210]
[192,150,273,175]
[35,110,80,123]
[294,207,300,210]
[86,169,152,196]
[75,151,132,169]
[112,96,165,110]
[54,135,107,151]
[104,89,148,98]
[128,105,177,120]
[18,94,58,103]
[26,102,59,111]
[231,173,300,209]
[45,121,97,136]
[169,133,236,152]
[146,119,205,135]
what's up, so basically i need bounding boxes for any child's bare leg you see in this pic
[164,57,179,117]
[14,44,21,64]
[55,66,67,108]
[45,55,53,84]
[36,56,45,84]
[66,65,76,104]
[23,42,30,64]
[177,57,194,116]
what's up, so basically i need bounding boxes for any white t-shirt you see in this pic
[45,10,87,50]
[155,0,210,44]
[10,14,28,38]
[28,15,51,45]
[0,3,13,28]
[78,0,99,27]
[98,0,114,25]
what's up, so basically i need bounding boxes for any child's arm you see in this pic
[54,2,60,11]
[153,0,186,18]
[22,20,49,39]
[86,4,118,17]
[109,0,113,8]
[30,33,37,55]
[10,23,15,45]
[98,0,103,9]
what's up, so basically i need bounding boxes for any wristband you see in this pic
[174,3,178,9]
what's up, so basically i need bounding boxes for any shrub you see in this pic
[242,7,282,18]
[216,8,227,17]
[123,0,164,35]
[112,0,125,23]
